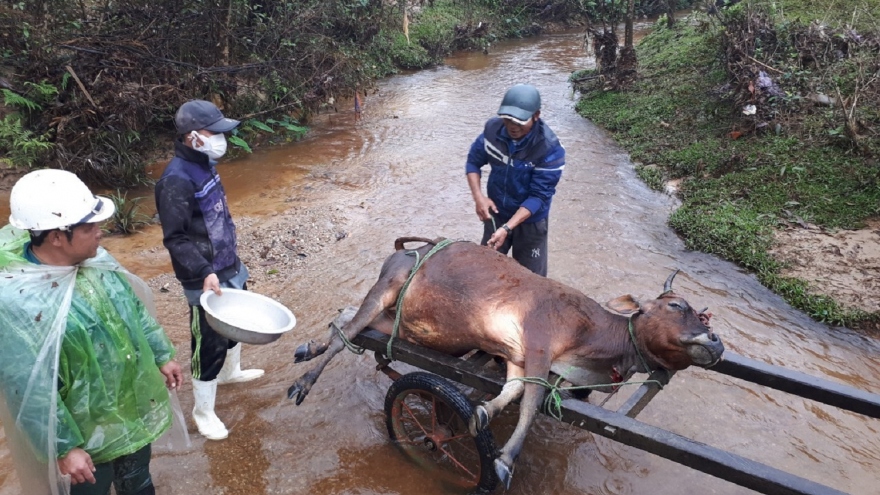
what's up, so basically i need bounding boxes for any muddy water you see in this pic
[3,27,880,495]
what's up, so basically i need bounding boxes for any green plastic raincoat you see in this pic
[0,225,176,495]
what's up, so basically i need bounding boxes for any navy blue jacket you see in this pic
[155,141,241,290]
[465,117,565,222]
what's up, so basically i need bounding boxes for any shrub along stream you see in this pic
[575,1,880,330]
[0,0,601,186]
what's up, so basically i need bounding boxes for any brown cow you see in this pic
[288,237,724,489]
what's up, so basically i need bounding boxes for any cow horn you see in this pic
[394,237,437,251]
[663,269,680,294]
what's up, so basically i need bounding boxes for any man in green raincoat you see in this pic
[0,169,183,495]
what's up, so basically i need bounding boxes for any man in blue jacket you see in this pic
[155,100,263,441]
[465,84,566,276]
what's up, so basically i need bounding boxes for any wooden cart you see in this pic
[351,328,880,494]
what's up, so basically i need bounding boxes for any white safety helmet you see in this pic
[9,169,115,231]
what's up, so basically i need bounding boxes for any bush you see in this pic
[0,88,53,168]
[389,33,433,69]
[0,114,52,168]
[576,7,880,327]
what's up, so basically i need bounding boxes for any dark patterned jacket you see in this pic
[465,117,565,222]
[155,141,241,290]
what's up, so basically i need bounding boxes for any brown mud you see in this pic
[770,219,880,314]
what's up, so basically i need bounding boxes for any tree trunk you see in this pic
[222,0,233,66]
[624,0,635,49]
[666,0,676,27]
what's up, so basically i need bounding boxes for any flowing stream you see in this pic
[1,25,878,495]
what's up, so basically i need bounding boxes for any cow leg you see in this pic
[469,362,525,436]
[494,355,551,490]
[287,273,406,405]
[293,306,359,363]
[293,340,328,363]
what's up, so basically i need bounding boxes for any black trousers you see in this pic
[189,281,248,381]
[189,305,238,381]
[481,216,549,276]
[70,444,154,495]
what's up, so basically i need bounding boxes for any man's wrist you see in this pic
[501,224,513,234]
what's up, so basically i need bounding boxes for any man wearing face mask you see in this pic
[155,100,264,441]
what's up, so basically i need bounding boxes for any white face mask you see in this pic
[190,131,228,159]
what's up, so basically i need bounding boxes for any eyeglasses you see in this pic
[58,197,103,231]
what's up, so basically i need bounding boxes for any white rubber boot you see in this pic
[217,344,265,385]
[192,379,228,440]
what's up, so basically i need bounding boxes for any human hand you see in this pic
[159,360,183,389]
[203,273,221,295]
[474,196,498,222]
[58,448,96,485]
[487,228,508,250]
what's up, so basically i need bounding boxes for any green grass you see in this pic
[753,0,880,31]
[575,8,880,329]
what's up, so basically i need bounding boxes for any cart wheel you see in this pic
[385,372,499,493]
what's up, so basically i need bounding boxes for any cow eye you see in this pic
[668,301,683,310]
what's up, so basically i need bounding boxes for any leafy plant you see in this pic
[265,117,308,138]
[0,82,60,169]
[0,115,52,168]
[107,189,152,234]
[22,80,59,106]
[247,119,275,133]
[64,130,150,187]
[1,89,41,111]
[228,134,252,153]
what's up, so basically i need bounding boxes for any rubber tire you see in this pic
[385,372,499,493]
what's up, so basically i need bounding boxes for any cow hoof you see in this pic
[286,383,308,405]
[294,343,314,363]
[469,405,489,437]
[494,459,514,490]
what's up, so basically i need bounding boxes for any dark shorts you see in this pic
[70,444,154,495]
[481,215,548,276]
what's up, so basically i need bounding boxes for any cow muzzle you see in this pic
[682,332,724,367]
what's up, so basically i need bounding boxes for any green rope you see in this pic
[511,316,662,421]
[512,375,663,421]
[627,315,654,375]
[387,238,457,359]
[334,321,365,355]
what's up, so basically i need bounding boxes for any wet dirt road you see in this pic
[2,27,879,495]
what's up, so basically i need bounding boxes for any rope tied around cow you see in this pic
[387,238,458,360]
[511,315,664,421]
[332,319,366,355]
[627,314,654,374]
[512,375,666,421]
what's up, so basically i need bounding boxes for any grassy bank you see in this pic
[575,1,879,329]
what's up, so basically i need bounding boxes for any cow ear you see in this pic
[606,295,641,315]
